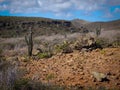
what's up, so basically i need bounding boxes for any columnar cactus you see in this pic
[25,27,33,56]
[96,25,101,37]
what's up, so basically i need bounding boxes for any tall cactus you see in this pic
[25,27,33,56]
[96,24,101,37]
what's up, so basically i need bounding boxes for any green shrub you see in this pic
[73,40,82,50]
[46,73,55,81]
[100,49,106,55]
[54,41,73,54]
[37,52,52,59]
[14,78,29,90]
[95,38,110,48]
[112,34,120,47]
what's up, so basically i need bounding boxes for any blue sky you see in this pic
[0,0,120,22]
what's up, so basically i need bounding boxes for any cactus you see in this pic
[25,27,33,56]
[96,25,101,37]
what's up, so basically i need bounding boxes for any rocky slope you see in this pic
[18,48,120,89]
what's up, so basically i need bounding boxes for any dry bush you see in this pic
[0,37,27,57]
[112,33,120,47]
[95,38,110,48]
[0,58,20,90]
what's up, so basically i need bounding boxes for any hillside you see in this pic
[22,48,120,89]
[71,19,90,28]
[0,16,78,38]
[0,16,120,90]
[0,16,120,38]
[2,47,119,90]
[72,19,120,32]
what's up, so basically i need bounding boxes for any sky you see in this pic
[0,0,120,22]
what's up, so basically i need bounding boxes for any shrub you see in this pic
[0,49,6,63]
[95,38,110,48]
[13,78,29,90]
[112,34,120,47]
[1,43,15,50]
[46,73,55,81]
[73,40,82,50]
[100,49,106,55]
[0,60,20,90]
[54,41,73,54]
[37,52,52,59]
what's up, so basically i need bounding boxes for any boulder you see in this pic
[91,71,107,82]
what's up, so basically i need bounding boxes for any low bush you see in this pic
[54,41,73,54]
[0,43,15,50]
[95,38,110,48]
[37,52,52,59]
[46,73,55,81]
[13,78,29,90]
[73,40,83,50]
[112,34,120,47]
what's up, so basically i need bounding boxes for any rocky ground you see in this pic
[17,47,120,89]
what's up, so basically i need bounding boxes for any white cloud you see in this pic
[0,0,104,12]
[0,0,119,19]
[37,0,72,13]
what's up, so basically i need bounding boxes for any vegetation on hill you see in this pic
[0,16,79,38]
[0,16,120,90]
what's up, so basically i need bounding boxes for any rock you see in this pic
[91,71,107,82]
[79,72,84,75]
[81,48,88,52]
[33,49,40,56]
[62,47,73,54]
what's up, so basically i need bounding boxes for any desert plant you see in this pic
[0,43,15,50]
[54,41,73,54]
[25,27,33,56]
[13,78,29,90]
[95,25,101,37]
[112,34,120,47]
[0,60,21,90]
[0,49,6,63]
[95,38,110,48]
[37,52,52,59]
[73,40,83,50]
[100,49,106,55]
[46,73,55,82]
